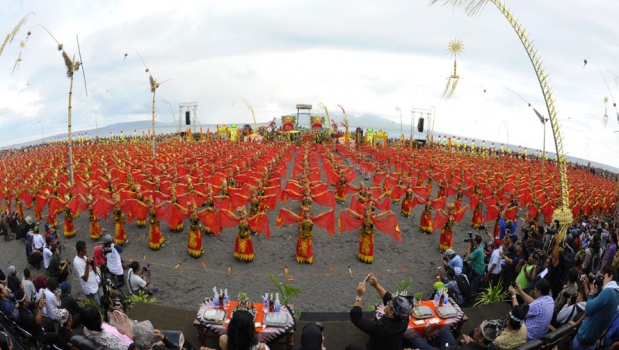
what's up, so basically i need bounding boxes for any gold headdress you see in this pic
[237,206,247,216]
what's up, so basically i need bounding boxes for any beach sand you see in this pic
[0,151,478,314]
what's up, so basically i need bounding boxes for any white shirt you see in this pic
[33,233,45,250]
[73,255,99,295]
[43,247,53,269]
[22,279,36,302]
[127,270,146,294]
[42,288,60,320]
[104,244,123,276]
[488,248,503,275]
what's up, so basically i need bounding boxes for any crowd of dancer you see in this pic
[0,134,617,266]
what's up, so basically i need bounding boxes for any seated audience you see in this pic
[493,306,527,350]
[101,294,133,339]
[59,281,82,328]
[81,305,132,350]
[298,323,325,350]
[411,320,502,350]
[55,308,75,350]
[15,289,58,344]
[219,310,269,350]
[48,245,70,283]
[346,273,410,350]
[22,268,36,302]
[25,231,43,268]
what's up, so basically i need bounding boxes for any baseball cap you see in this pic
[60,282,72,297]
[444,249,456,256]
[26,232,33,239]
[104,234,113,243]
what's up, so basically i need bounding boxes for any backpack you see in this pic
[456,274,471,298]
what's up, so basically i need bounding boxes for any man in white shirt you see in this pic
[73,240,101,307]
[127,261,155,295]
[33,229,45,251]
[22,268,36,302]
[102,234,125,287]
[43,237,53,269]
[486,242,503,287]
[41,278,60,321]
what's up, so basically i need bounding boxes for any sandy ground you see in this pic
[0,149,478,314]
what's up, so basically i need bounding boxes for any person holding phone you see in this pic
[346,273,411,350]
[73,240,101,307]
[15,289,58,344]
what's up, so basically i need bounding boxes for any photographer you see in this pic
[465,234,485,296]
[441,249,463,271]
[102,234,125,288]
[554,268,580,315]
[48,245,70,283]
[508,279,553,341]
[555,286,586,325]
[73,240,101,307]
[437,267,465,306]
[573,268,619,350]
[346,272,410,350]
[127,261,155,295]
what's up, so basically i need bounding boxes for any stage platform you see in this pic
[128,302,512,350]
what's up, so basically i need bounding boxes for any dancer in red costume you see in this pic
[433,203,467,251]
[112,195,127,245]
[219,207,270,262]
[420,195,433,234]
[277,208,335,264]
[339,207,400,264]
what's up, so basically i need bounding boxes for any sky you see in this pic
[1,0,619,167]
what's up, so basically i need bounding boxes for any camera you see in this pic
[563,291,578,304]
[511,281,517,288]
[588,273,604,287]
[479,224,486,231]
[532,251,546,261]
[463,232,473,243]
[143,263,151,272]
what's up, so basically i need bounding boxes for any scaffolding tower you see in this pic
[179,102,199,133]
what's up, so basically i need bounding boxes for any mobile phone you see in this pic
[364,274,371,283]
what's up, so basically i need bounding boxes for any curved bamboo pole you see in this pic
[318,103,333,134]
[430,0,573,236]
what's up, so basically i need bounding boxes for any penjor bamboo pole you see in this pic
[68,74,74,184]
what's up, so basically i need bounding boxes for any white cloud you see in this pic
[1,0,618,168]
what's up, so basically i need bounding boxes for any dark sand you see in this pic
[0,150,477,314]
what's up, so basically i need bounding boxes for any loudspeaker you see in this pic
[185,111,191,125]
[417,117,424,133]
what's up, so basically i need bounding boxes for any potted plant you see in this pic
[233,292,257,320]
[237,292,248,305]
[414,292,423,307]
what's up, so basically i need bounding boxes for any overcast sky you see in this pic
[1,0,618,167]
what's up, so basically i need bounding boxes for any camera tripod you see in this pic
[99,263,127,301]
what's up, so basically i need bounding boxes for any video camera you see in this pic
[463,231,473,243]
[102,240,113,255]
